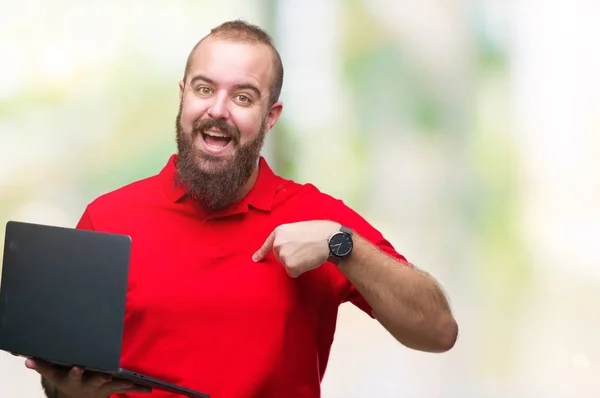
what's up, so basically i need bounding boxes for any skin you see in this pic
[26,35,457,398]
[177,37,283,200]
[25,360,151,397]
[253,221,458,352]
[26,36,285,398]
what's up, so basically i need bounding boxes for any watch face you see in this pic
[329,232,353,257]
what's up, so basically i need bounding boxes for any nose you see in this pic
[207,93,230,120]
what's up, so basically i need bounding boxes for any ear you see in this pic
[179,81,185,102]
[265,101,284,132]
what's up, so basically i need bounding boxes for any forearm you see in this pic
[338,234,458,352]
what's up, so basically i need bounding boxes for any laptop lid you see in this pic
[0,221,131,371]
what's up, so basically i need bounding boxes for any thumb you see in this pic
[253,231,275,262]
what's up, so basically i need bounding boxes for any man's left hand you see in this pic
[253,220,341,277]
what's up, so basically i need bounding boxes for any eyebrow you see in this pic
[189,74,262,99]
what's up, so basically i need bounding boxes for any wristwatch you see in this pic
[327,225,353,264]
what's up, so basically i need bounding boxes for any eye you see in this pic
[197,86,213,95]
[236,95,250,104]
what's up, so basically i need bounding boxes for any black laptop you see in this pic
[0,221,209,398]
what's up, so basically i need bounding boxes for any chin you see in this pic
[195,152,232,173]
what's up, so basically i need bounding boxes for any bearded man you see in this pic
[26,20,457,398]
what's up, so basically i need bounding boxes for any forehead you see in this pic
[186,38,274,90]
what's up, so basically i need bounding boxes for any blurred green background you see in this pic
[1,0,599,397]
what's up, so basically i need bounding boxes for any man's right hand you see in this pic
[25,358,152,397]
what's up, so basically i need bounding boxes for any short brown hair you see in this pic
[183,20,284,107]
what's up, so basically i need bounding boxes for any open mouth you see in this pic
[201,130,233,152]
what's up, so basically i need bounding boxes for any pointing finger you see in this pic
[253,231,275,262]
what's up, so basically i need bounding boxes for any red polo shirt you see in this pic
[76,155,406,398]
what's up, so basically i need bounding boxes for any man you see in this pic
[26,20,457,398]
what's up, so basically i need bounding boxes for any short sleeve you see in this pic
[75,207,95,231]
[324,198,411,318]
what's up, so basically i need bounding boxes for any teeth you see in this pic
[203,130,229,138]
[206,143,226,149]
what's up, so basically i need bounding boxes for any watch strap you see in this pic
[340,225,352,235]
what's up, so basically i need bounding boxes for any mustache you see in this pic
[192,118,241,145]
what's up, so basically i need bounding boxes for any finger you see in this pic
[110,386,153,394]
[124,386,153,394]
[102,381,152,394]
[25,359,61,381]
[25,358,48,373]
[66,366,85,383]
[25,359,84,390]
[110,380,135,390]
[272,245,283,265]
[253,231,275,262]
[85,372,112,389]
[284,261,303,278]
[286,267,301,278]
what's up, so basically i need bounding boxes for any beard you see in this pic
[174,104,267,211]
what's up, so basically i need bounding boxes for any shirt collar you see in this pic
[159,154,279,213]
